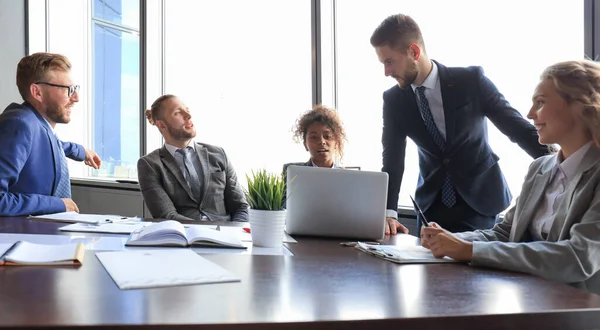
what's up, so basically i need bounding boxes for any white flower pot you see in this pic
[248,209,286,247]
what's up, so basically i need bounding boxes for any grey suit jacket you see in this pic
[137,142,248,222]
[456,145,600,294]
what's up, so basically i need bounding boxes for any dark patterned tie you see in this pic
[177,147,202,201]
[416,86,456,208]
[54,139,71,198]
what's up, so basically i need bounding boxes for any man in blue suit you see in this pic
[370,14,550,234]
[0,52,101,216]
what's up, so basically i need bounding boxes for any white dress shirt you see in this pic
[387,61,446,219]
[529,142,592,240]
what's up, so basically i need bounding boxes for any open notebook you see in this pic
[125,220,246,249]
[355,242,460,264]
[0,241,85,266]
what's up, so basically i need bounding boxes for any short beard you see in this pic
[167,125,196,141]
[397,61,419,88]
[46,102,70,124]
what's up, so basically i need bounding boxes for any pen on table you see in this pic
[340,241,380,247]
[104,217,131,223]
[243,227,251,233]
[409,195,430,228]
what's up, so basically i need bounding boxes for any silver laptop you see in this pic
[285,166,388,240]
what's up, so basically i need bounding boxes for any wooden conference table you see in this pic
[0,216,599,330]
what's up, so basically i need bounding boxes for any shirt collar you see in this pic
[164,140,195,157]
[411,61,439,93]
[42,117,56,134]
[554,141,593,182]
[311,161,338,168]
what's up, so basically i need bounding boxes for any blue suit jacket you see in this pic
[382,61,549,220]
[0,102,85,216]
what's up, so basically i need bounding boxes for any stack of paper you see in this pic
[96,249,241,289]
[355,242,460,264]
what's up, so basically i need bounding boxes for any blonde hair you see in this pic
[293,105,347,161]
[145,94,176,126]
[16,52,72,101]
[541,60,600,148]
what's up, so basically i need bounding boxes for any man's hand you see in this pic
[84,148,102,169]
[61,198,80,213]
[421,222,472,262]
[385,217,409,235]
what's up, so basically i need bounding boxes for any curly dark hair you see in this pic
[293,105,347,161]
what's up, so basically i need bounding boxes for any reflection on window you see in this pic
[330,0,583,208]
[91,0,140,179]
[93,0,139,29]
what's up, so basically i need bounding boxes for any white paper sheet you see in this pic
[96,249,241,289]
[29,212,138,224]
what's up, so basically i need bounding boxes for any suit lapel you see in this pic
[159,147,196,202]
[510,159,554,242]
[435,61,457,146]
[547,146,600,241]
[195,143,211,207]
[31,107,61,195]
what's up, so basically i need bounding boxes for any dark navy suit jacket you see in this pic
[382,61,549,220]
[0,102,85,216]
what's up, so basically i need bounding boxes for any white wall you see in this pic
[0,0,25,110]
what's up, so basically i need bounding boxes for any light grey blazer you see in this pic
[137,142,248,222]
[456,145,600,294]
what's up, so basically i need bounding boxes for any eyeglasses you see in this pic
[35,82,80,98]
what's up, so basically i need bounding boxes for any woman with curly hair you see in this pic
[289,105,347,169]
[421,60,600,294]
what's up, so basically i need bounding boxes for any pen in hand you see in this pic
[409,195,430,228]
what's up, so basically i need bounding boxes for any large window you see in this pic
[161,0,313,178]
[29,0,586,212]
[27,0,140,180]
[330,0,583,208]
[92,0,140,179]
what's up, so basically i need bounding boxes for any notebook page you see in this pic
[6,241,80,263]
[96,249,241,289]
[129,220,187,244]
[0,243,14,257]
[185,226,245,248]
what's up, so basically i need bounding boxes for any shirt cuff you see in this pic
[386,209,398,219]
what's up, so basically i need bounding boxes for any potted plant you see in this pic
[244,169,288,247]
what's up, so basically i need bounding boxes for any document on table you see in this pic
[96,249,241,289]
[355,242,460,264]
[29,212,139,225]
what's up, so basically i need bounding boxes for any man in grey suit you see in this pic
[138,94,248,222]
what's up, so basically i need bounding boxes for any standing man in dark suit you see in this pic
[138,94,248,222]
[370,14,550,233]
[0,52,101,216]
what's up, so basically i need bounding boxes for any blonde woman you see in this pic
[421,60,600,294]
